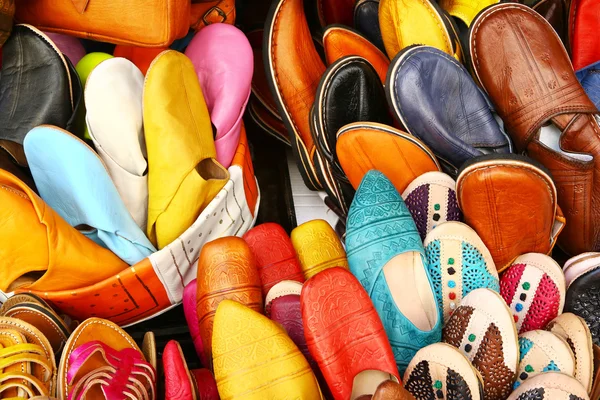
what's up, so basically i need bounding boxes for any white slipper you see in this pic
[85,57,148,228]
[507,372,589,400]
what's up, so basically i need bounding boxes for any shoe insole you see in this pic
[539,123,593,162]
[383,252,438,331]
[351,370,396,400]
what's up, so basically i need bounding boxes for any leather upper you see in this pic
[15,0,189,46]
[183,279,206,367]
[163,340,195,400]
[264,0,326,190]
[470,3,600,255]
[565,266,600,346]
[354,0,385,52]
[185,24,253,168]
[0,25,73,166]
[113,46,167,75]
[388,45,511,174]
[570,0,600,71]
[439,0,500,27]
[44,31,86,66]
[323,26,390,83]
[533,0,569,47]
[144,50,229,249]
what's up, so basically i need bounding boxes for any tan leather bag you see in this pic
[15,0,190,47]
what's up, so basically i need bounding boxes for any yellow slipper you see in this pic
[439,0,500,27]
[144,50,229,249]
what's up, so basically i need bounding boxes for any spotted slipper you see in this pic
[424,221,499,324]
[507,372,590,400]
[500,253,566,334]
[442,288,518,400]
[514,330,575,391]
[404,342,484,400]
[546,313,594,393]
[402,171,462,240]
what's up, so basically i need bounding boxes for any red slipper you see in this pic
[163,340,196,400]
[190,368,219,400]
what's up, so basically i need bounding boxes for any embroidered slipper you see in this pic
[507,372,589,400]
[442,288,519,400]
[404,343,484,400]
[500,253,565,334]
[403,172,463,240]
[546,313,594,393]
[424,221,499,325]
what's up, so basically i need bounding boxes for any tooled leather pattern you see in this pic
[446,368,474,400]
[520,274,561,332]
[472,323,514,400]
[565,271,600,345]
[405,360,435,399]
[270,295,315,367]
[294,224,347,278]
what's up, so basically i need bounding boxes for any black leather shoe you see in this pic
[354,0,386,52]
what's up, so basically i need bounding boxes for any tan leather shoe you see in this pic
[264,0,326,190]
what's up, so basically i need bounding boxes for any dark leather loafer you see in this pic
[387,45,511,175]
[354,0,386,52]
[311,55,392,214]
[0,25,77,166]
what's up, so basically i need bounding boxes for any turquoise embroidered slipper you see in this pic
[346,170,442,373]
[24,125,156,265]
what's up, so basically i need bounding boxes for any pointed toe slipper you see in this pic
[163,340,196,400]
[404,343,484,400]
[144,50,229,249]
[302,267,400,399]
[346,170,442,373]
[402,172,463,240]
[291,219,348,279]
[336,122,440,194]
[213,300,322,399]
[442,288,519,400]
[514,330,575,391]
[243,223,305,297]
[500,253,565,334]
[85,57,148,229]
[386,45,510,175]
[24,125,156,265]
[183,279,207,367]
[424,221,499,325]
[185,24,253,168]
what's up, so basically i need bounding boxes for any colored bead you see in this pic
[447,267,456,275]
[513,382,521,390]
[433,213,440,221]
[434,380,442,389]
[434,204,441,211]
[450,303,456,310]
[525,365,534,373]
[448,280,456,289]
[520,293,526,301]
[522,282,531,290]
[515,303,524,312]
[514,315,519,322]
[468,334,476,342]
[448,258,455,265]
[465,344,472,353]
[520,372,528,380]
[436,389,444,399]
[449,292,456,300]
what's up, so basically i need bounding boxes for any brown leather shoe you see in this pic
[264,0,326,190]
[196,237,263,369]
[470,3,599,256]
[0,0,14,47]
[456,155,565,273]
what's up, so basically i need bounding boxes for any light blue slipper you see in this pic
[346,170,442,374]
[24,125,156,265]
[576,61,600,109]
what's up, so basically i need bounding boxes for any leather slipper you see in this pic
[547,313,594,393]
[456,155,565,272]
[500,253,565,334]
[24,125,156,265]
[336,122,440,194]
[346,170,442,373]
[569,0,600,71]
[470,2,600,256]
[190,368,219,400]
[438,0,500,27]
[85,57,148,229]
[243,223,305,296]
[563,252,600,345]
[443,288,519,400]
[302,267,400,399]
[44,31,85,65]
[423,221,499,324]
[264,280,303,317]
[264,0,326,191]
[379,0,460,60]
[0,25,75,166]
[311,55,391,215]
[532,0,569,47]
[323,25,390,83]
[57,317,156,399]
[113,45,167,75]
[508,372,590,400]
[404,343,484,400]
[514,330,575,390]
[291,219,348,279]
[183,279,207,367]
[354,0,385,52]
[196,237,262,369]
[386,45,511,175]
[213,300,322,398]
[402,172,462,240]
[185,24,253,168]
[163,340,197,400]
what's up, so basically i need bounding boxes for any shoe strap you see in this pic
[70,367,152,400]
[0,344,53,381]
[0,371,50,397]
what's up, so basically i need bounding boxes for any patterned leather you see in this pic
[212,300,322,399]
[506,372,589,400]
[346,170,442,373]
[243,223,305,296]
[565,266,600,345]
[301,267,400,399]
